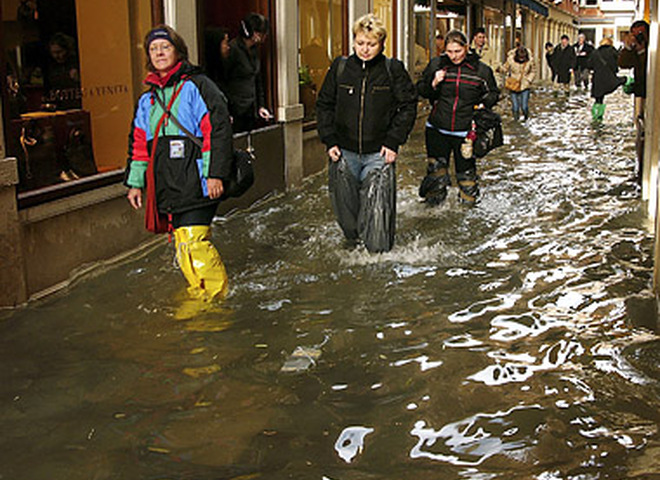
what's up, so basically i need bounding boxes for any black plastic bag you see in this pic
[358,163,396,253]
[473,109,503,158]
[328,157,360,241]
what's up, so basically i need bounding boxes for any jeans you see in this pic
[341,149,386,182]
[574,68,589,88]
[510,89,530,118]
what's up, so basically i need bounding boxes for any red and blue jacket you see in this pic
[125,61,233,215]
[417,52,499,133]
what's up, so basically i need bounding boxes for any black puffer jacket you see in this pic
[417,52,498,133]
[316,53,418,154]
[223,38,265,118]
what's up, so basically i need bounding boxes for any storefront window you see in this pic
[298,0,346,123]
[413,2,431,78]
[2,0,153,194]
[373,0,394,56]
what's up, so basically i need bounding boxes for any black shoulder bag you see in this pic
[152,91,255,199]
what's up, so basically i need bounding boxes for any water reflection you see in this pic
[1,89,659,479]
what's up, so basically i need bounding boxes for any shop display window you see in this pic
[298,0,346,123]
[2,0,153,195]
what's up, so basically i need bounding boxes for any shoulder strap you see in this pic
[152,82,203,149]
[336,56,347,83]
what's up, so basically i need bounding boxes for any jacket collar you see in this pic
[144,61,186,88]
[438,51,480,69]
[349,52,386,69]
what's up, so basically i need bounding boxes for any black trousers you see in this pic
[425,127,476,174]
[171,204,219,229]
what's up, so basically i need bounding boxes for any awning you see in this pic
[515,0,549,17]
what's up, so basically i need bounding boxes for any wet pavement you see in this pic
[1,86,659,480]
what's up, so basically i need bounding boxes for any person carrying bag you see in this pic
[498,45,535,121]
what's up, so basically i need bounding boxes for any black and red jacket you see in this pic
[417,52,499,133]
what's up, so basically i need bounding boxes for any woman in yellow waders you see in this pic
[125,25,232,313]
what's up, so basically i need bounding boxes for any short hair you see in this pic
[545,41,553,48]
[353,13,387,44]
[631,20,649,32]
[240,13,269,38]
[143,25,188,72]
[600,36,613,46]
[445,30,469,47]
[561,34,569,41]
[473,27,486,36]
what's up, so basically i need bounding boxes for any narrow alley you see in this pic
[1,87,658,480]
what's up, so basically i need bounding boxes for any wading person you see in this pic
[223,12,273,133]
[416,29,499,205]
[619,20,649,183]
[588,37,624,122]
[551,35,576,94]
[316,13,417,253]
[573,33,594,90]
[125,25,233,312]
[470,27,497,70]
[499,45,535,121]
[545,42,557,83]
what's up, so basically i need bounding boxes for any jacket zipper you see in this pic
[358,61,368,154]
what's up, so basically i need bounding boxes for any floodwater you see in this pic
[2,87,660,480]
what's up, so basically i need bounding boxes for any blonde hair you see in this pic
[353,14,387,44]
[600,36,613,46]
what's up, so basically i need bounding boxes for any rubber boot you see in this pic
[591,103,604,122]
[457,170,479,205]
[419,158,450,206]
[174,226,228,301]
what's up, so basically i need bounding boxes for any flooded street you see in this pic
[2,87,660,479]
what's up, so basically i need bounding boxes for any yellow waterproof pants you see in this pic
[174,226,228,301]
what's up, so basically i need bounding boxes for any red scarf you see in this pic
[144,75,187,234]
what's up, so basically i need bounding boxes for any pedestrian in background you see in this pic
[619,19,649,183]
[573,33,594,90]
[417,29,499,205]
[499,45,535,121]
[588,37,624,122]
[316,13,417,253]
[125,25,233,312]
[545,42,557,83]
[470,27,498,70]
[203,26,231,93]
[551,35,576,94]
[223,12,273,133]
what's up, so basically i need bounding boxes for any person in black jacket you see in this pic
[573,33,594,90]
[223,13,273,133]
[588,37,624,121]
[551,35,576,94]
[416,30,499,205]
[316,13,417,253]
[545,42,557,83]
